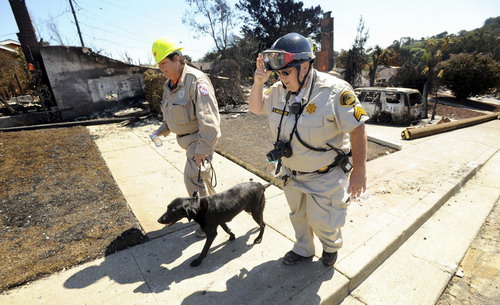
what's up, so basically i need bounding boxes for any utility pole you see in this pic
[68,0,85,47]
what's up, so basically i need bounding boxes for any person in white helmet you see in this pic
[248,32,369,267]
[151,38,221,237]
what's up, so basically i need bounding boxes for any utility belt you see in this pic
[290,150,352,176]
[177,131,198,138]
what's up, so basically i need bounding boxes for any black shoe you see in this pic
[321,251,338,267]
[282,251,311,266]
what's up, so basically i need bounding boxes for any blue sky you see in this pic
[1,0,498,65]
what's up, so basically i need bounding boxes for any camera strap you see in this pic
[274,94,297,175]
[273,71,316,175]
[290,72,351,170]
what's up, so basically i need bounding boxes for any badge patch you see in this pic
[305,103,317,115]
[353,106,367,122]
[197,82,209,96]
[340,90,357,107]
[178,88,185,99]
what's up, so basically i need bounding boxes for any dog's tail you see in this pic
[262,183,273,189]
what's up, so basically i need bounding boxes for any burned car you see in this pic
[354,87,423,125]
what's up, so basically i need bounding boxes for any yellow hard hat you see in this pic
[152,37,184,64]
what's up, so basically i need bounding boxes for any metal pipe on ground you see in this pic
[0,116,146,132]
[402,112,500,140]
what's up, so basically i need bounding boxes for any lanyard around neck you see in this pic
[275,70,316,143]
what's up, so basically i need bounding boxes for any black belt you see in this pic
[291,159,340,176]
[177,131,197,138]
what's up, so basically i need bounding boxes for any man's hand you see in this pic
[249,53,272,115]
[253,53,271,86]
[348,167,366,198]
[194,153,207,167]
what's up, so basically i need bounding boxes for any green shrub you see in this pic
[144,69,165,114]
[440,53,500,99]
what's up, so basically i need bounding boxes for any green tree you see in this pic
[390,64,428,92]
[367,45,386,86]
[445,16,500,61]
[420,37,451,116]
[340,16,369,85]
[236,0,323,49]
[440,52,500,99]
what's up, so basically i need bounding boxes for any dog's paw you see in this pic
[253,237,262,244]
[190,258,202,267]
[229,234,236,241]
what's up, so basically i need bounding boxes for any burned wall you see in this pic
[40,46,147,120]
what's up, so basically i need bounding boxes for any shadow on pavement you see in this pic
[181,259,334,305]
[63,226,265,294]
[134,227,262,294]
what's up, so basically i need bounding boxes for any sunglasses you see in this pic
[276,69,293,77]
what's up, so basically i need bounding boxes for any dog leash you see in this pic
[195,159,217,194]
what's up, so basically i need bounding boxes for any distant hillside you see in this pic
[394,16,500,61]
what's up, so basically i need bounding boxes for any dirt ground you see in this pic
[0,127,147,292]
[0,97,498,295]
[437,199,500,305]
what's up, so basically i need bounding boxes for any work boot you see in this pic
[321,251,338,267]
[282,251,312,266]
[195,226,206,237]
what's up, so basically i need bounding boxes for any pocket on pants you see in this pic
[309,194,346,230]
[329,199,347,228]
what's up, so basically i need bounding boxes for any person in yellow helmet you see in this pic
[151,38,221,236]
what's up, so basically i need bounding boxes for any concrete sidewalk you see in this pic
[1,119,499,304]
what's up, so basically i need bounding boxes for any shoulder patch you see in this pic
[197,82,209,96]
[353,106,367,122]
[340,90,357,107]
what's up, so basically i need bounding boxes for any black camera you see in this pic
[266,140,293,162]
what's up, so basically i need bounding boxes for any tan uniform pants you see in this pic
[283,166,350,256]
[183,138,216,197]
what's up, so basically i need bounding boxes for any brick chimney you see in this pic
[314,11,334,72]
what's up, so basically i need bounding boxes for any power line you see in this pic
[33,10,70,27]
[76,0,180,30]
[74,7,151,42]
[0,32,19,38]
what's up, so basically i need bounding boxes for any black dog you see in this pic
[158,181,271,267]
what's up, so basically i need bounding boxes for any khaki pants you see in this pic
[283,166,350,256]
[183,140,216,197]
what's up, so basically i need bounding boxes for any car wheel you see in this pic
[376,112,393,124]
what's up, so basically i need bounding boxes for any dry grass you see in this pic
[0,127,147,292]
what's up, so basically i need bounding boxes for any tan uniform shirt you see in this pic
[263,69,368,172]
[157,65,220,155]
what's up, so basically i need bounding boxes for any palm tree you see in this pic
[420,37,451,117]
